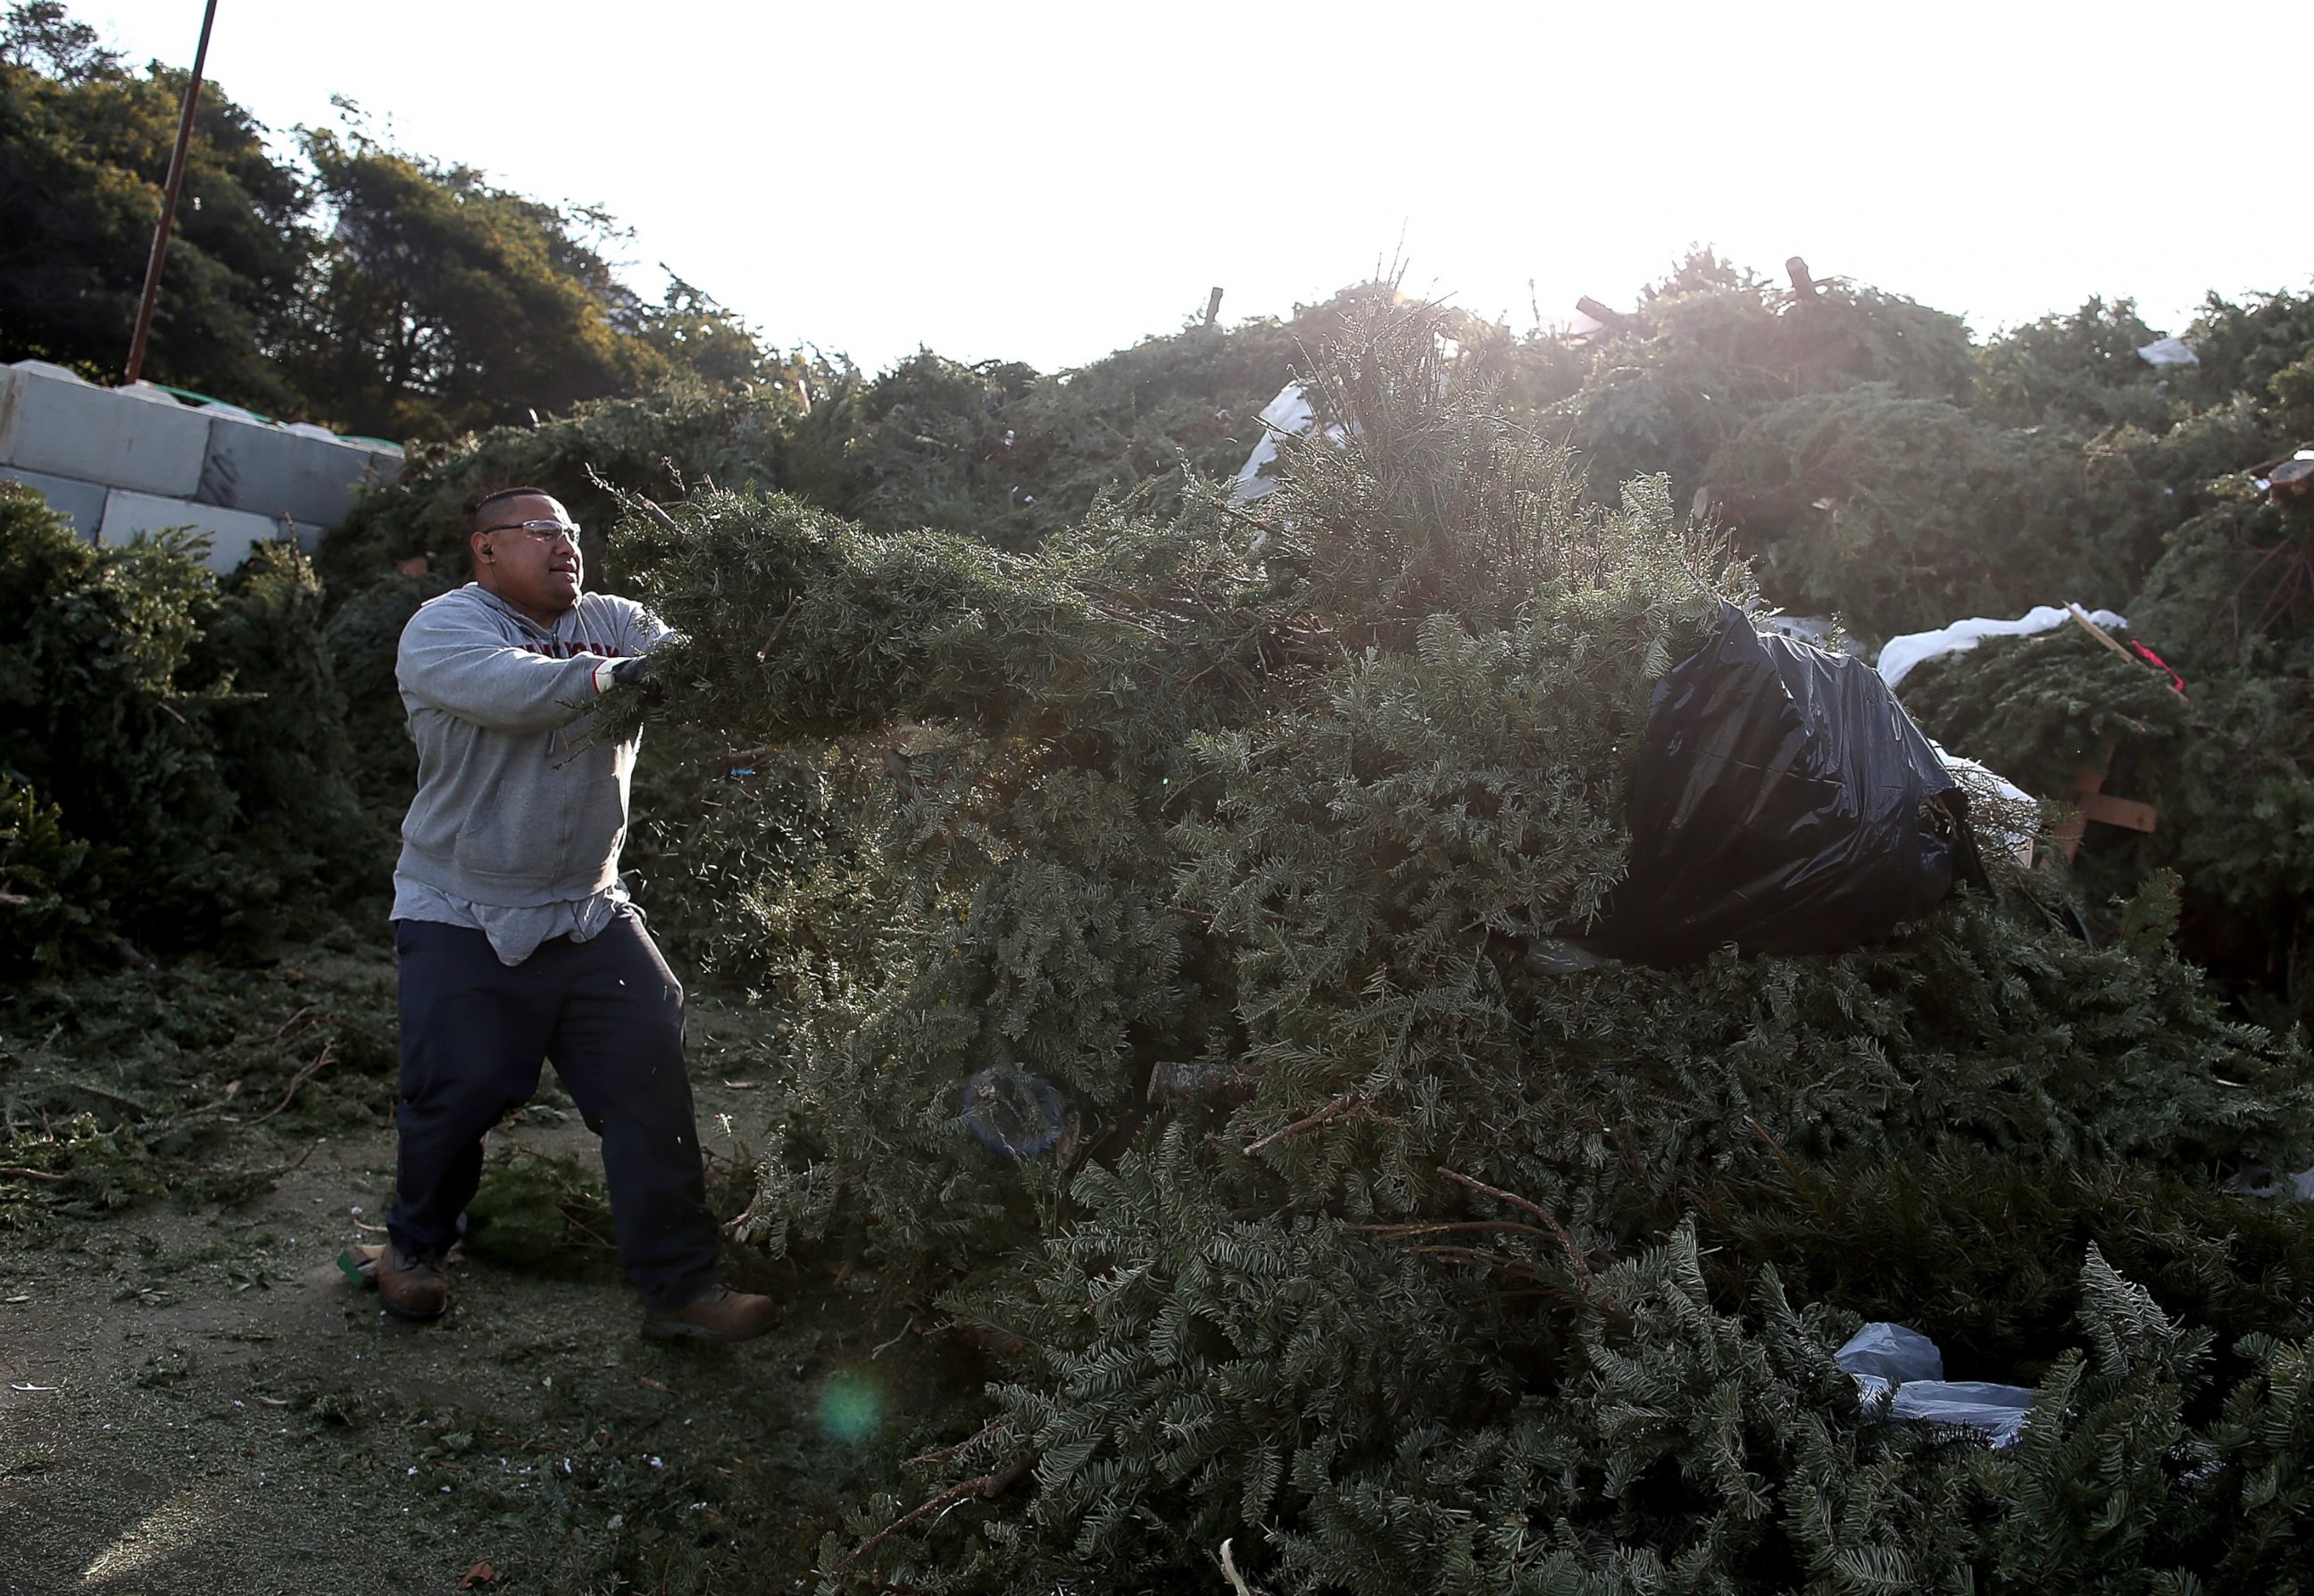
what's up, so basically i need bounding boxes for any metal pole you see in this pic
[123,0,221,387]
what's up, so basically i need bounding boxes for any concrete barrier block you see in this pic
[0,363,209,497]
[1,465,110,538]
[99,488,288,574]
[362,446,406,489]
[197,413,402,526]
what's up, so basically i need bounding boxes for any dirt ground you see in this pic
[0,985,966,1596]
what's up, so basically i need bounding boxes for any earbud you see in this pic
[481,545,495,560]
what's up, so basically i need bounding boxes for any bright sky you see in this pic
[86,0,2313,377]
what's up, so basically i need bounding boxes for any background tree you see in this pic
[279,121,664,439]
[1971,295,2173,431]
[3,4,799,437]
[0,0,113,78]
[0,1,309,409]
[636,270,782,388]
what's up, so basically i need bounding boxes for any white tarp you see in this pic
[1877,604,2128,692]
[1229,381,1316,506]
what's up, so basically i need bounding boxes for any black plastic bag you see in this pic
[1586,601,1976,964]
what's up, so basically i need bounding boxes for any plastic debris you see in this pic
[1585,602,1977,965]
[1836,1322,2036,1447]
[2135,337,2199,368]
[2221,1165,2314,1201]
[960,1066,1069,1158]
[1524,938,1618,976]
[1556,307,1610,343]
[1756,611,1837,648]
[1888,1381,2035,1446]
[1836,1320,1944,1384]
[1877,604,2130,691]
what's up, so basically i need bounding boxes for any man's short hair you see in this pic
[470,486,556,532]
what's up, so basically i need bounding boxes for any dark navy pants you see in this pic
[388,908,720,1310]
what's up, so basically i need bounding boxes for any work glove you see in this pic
[600,654,666,706]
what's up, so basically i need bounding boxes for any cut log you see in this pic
[1575,295,1637,333]
[1147,1058,1253,1106]
[1786,256,1815,295]
[2269,457,2314,508]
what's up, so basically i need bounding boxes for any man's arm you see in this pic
[398,606,623,732]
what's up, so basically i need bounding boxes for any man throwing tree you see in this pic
[378,486,774,1342]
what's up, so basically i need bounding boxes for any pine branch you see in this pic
[902,1418,1015,1472]
[829,1453,1036,1583]
[1440,1168,1594,1283]
[1241,1093,1365,1157]
[225,1042,338,1127]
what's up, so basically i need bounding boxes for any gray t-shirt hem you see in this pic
[391,874,628,966]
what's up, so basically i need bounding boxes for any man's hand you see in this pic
[601,654,666,706]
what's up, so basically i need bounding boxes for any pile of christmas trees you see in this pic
[609,304,2314,1592]
[0,484,377,971]
[317,270,2314,1010]
[1884,295,2314,1031]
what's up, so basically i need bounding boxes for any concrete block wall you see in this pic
[200,411,388,527]
[97,489,303,572]
[0,361,403,573]
[0,465,108,535]
[0,363,210,496]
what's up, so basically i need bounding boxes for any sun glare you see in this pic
[78,1488,221,1586]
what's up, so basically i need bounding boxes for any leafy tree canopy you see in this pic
[1,6,792,436]
[0,2,308,407]
[279,122,662,438]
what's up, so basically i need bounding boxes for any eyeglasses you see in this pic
[481,519,582,545]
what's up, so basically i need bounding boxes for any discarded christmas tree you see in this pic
[603,303,2314,1593]
[1887,479,2314,1030]
[0,484,375,965]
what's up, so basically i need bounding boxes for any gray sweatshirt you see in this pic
[395,585,670,908]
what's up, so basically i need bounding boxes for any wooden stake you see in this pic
[2053,744,2160,863]
[2064,603,2139,665]
[124,0,221,386]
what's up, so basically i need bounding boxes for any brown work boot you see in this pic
[377,1242,449,1322]
[641,1284,776,1343]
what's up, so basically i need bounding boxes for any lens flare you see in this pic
[818,1367,884,1442]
